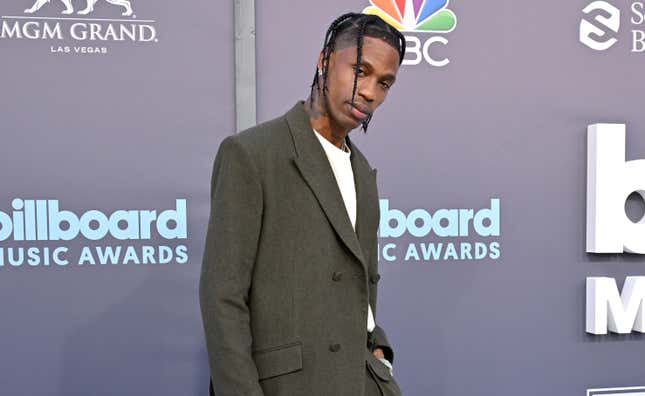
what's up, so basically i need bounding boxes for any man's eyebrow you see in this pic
[353,59,396,80]
[381,73,396,83]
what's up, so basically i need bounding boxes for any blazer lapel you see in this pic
[347,135,378,267]
[286,101,367,270]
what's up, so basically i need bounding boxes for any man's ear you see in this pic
[317,50,324,71]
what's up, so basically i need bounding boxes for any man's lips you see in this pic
[348,103,371,120]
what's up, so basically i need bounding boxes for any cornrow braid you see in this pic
[309,13,356,103]
[350,16,370,126]
[309,12,406,133]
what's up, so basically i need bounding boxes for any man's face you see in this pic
[320,36,400,132]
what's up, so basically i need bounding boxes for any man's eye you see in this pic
[380,81,391,89]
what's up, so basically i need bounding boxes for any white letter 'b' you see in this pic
[587,124,645,253]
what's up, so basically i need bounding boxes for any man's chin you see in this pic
[329,114,362,132]
[343,112,366,129]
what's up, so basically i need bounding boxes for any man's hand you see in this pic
[372,347,393,375]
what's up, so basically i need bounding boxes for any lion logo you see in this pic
[25,0,134,17]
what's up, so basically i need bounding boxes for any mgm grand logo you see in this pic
[0,0,158,54]
[25,0,134,16]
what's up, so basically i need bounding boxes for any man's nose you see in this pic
[357,78,376,103]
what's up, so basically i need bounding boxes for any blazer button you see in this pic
[332,271,343,281]
[329,343,341,352]
[369,274,381,284]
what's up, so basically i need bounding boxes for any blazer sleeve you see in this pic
[199,136,265,396]
[370,174,395,365]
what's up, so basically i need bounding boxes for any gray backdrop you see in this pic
[1,0,644,395]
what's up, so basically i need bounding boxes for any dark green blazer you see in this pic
[200,101,394,396]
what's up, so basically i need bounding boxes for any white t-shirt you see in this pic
[313,129,376,333]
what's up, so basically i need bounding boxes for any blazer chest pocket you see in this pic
[253,341,303,380]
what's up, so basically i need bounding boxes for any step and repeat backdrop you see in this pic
[2,0,645,395]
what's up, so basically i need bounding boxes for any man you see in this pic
[200,12,406,396]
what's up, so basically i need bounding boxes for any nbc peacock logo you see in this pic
[363,0,456,32]
[363,0,457,66]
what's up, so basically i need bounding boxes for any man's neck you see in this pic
[304,96,349,150]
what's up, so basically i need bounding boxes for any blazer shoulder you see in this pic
[231,114,289,151]
[216,112,293,176]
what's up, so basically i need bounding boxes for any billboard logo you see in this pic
[363,0,457,67]
[579,1,620,50]
[0,199,189,268]
[379,199,499,238]
[586,124,645,336]
[586,124,645,254]
[0,199,187,242]
[25,0,134,17]
[378,199,501,262]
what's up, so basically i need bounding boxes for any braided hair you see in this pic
[310,12,406,132]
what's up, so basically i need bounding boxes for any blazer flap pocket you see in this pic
[253,342,303,380]
[366,352,391,382]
